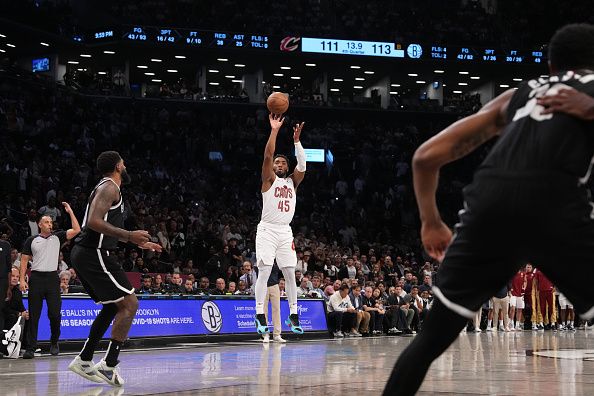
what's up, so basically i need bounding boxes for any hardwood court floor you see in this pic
[1,330,594,395]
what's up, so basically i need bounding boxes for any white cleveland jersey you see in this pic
[260,176,296,225]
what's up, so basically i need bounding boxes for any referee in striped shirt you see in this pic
[19,202,80,359]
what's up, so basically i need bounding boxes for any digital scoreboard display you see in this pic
[302,37,404,58]
[120,26,270,49]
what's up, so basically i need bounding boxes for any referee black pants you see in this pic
[27,271,61,350]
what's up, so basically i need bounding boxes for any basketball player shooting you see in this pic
[254,114,306,335]
[383,23,594,395]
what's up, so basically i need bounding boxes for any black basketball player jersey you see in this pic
[75,177,124,250]
[478,69,594,180]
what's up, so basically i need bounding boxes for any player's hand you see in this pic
[421,220,453,262]
[20,280,28,293]
[293,122,305,143]
[537,87,594,120]
[129,230,150,245]
[269,113,285,131]
[62,202,73,215]
[138,241,163,252]
[21,310,29,320]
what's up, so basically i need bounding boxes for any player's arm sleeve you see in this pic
[294,141,306,172]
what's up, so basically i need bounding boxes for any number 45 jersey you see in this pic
[260,176,296,226]
[478,69,594,179]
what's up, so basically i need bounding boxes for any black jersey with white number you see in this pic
[478,70,594,180]
[75,177,124,250]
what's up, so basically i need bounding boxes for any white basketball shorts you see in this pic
[255,222,297,269]
[509,295,525,309]
[558,293,573,309]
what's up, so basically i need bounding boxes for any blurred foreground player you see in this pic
[384,24,594,395]
[254,114,306,335]
[68,151,161,386]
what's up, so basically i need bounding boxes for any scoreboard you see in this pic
[86,26,546,64]
[117,26,270,50]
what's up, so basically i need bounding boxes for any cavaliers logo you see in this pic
[280,36,300,52]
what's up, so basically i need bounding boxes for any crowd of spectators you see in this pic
[1,63,479,336]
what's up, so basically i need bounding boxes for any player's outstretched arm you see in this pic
[87,182,150,246]
[413,88,515,260]
[291,122,306,188]
[262,114,284,191]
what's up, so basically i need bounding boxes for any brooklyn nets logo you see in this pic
[201,301,222,333]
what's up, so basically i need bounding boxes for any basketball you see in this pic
[267,92,289,115]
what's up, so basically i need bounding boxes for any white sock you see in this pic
[254,264,272,315]
[488,320,492,328]
[280,267,298,315]
[499,320,503,327]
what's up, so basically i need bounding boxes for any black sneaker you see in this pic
[23,349,35,359]
[50,343,59,356]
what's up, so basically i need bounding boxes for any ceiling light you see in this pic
[0,34,5,38]
[434,70,445,73]
[80,54,91,57]
[209,82,220,85]
[364,71,374,74]
[77,68,86,71]
[40,42,49,47]
[459,71,469,75]
[217,58,228,62]
[273,85,281,89]
[539,75,548,78]
[453,90,463,94]
[232,79,243,83]
[443,84,447,87]
[97,71,107,75]
[390,83,400,87]
[290,76,301,80]
[305,63,316,67]
[166,69,178,73]
[333,78,343,82]
[151,58,162,62]
[408,73,418,77]
[225,75,236,78]
[470,76,480,80]
[137,65,148,69]
[234,64,245,67]
[208,69,219,73]
[355,77,365,81]
[103,50,115,54]
[416,80,426,84]
[273,73,283,77]
[175,55,186,59]
[350,66,361,69]
[330,88,340,92]
[144,72,155,76]
[500,84,510,88]
[458,82,468,86]
[6,43,16,48]
[0,49,4,53]
[262,81,266,84]
[152,79,162,83]
[389,91,399,95]
[280,66,291,70]
[68,61,79,64]
[354,85,363,89]
[513,78,523,81]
